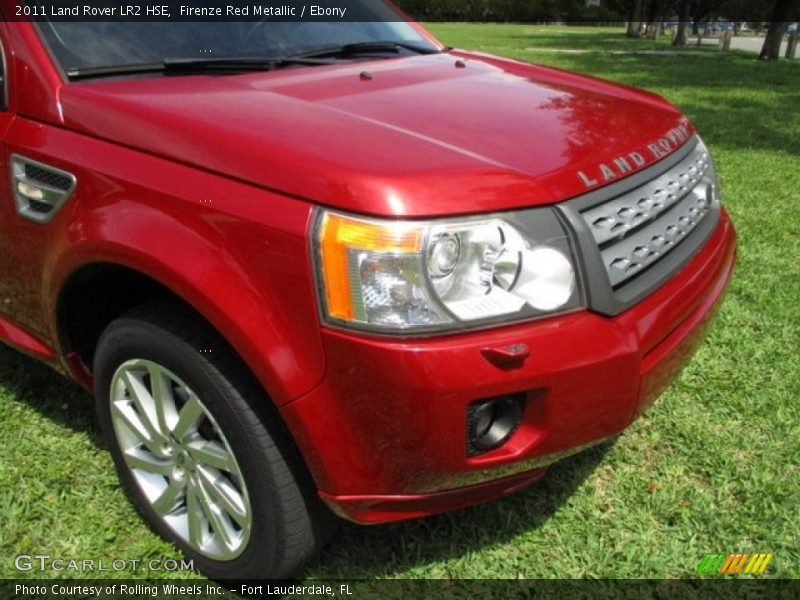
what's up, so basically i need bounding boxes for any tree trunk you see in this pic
[760,22,789,59]
[787,32,799,59]
[627,0,643,38]
[720,30,733,51]
[672,0,690,46]
[648,22,663,40]
[645,0,662,39]
[759,0,794,60]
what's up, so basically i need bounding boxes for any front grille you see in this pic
[557,137,722,316]
[579,139,718,289]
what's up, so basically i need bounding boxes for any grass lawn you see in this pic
[1,24,798,584]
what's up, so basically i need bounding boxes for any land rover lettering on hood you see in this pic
[0,5,735,579]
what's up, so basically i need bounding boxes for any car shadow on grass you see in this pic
[304,440,615,578]
[0,343,615,579]
[0,344,102,444]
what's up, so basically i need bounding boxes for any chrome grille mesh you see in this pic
[580,140,718,289]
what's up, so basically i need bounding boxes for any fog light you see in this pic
[467,395,524,455]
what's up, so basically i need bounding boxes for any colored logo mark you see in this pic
[696,553,774,575]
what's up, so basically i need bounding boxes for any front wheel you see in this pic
[93,302,335,579]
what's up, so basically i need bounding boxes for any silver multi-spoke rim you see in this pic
[109,359,252,560]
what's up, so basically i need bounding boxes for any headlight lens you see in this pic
[314,208,583,333]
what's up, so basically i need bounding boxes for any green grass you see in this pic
[1,24,798,583]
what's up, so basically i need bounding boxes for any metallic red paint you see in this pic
[0,15,736,525]
[283,214,735,521]
[2,116,327,403]
[7,17,689,219]
[55,58,690,217]
[319,468,548,524]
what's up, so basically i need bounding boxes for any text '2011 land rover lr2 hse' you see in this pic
[0,2,735,579]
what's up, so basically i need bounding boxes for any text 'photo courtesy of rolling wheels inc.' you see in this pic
[11,581,360,599]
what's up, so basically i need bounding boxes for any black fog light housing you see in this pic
[467,395,524,456]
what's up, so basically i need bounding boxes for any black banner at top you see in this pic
[7,0,800,22]
[7,0,412,22]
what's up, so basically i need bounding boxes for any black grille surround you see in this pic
[556,137,722,317]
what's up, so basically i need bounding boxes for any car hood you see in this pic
[58,51,693,217]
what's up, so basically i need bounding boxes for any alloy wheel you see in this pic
[108,359,252,560]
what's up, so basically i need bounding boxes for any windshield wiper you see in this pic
[67,56,337,80]
[297,41,443,59]
[67,63,165,80]
[163,56,337,71]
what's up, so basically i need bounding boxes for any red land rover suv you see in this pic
[0,3,735,579]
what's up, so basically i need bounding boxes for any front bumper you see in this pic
[281,211,736,523]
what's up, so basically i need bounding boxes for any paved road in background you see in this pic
[728,35,789,55]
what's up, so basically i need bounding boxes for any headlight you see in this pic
[313,208,584,333]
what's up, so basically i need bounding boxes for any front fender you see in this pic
[7,118,326,406]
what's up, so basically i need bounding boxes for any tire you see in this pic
[93,301,336,580]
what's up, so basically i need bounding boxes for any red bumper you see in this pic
[281,211,736,523]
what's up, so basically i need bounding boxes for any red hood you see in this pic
[58,51,692,217]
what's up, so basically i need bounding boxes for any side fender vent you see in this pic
[10,155,77,223]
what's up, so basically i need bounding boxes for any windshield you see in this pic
[36,4,437,75]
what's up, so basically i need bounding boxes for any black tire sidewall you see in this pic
[94,316,301,580]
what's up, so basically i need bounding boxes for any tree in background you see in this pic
[626,0,644,37]
[645,0,670,38]
[395,0,627,22]
[393,0,800,61]
[689,0,729,32]
[759,0,799,59]
[673,0,691,45]
[670,0,735,45]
